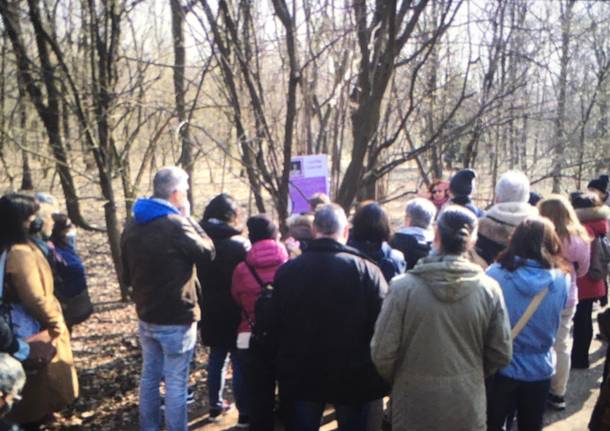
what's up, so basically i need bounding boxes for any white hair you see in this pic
[153,166,189,200]
[496,170,530,203]
[405,198,437,228]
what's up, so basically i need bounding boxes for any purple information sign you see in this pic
[289,155,329,214]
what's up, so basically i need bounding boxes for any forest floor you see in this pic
[42,228,600,431]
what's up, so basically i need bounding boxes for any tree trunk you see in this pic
[552,0,574,193]
[19,99,33,191]
[0,0,92,228]
[170,0,194,207]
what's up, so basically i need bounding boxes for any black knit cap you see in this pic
[588,175,609,194]
[247,214,278,244]
[449,169,477,197]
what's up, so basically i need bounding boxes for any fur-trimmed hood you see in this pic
[477,202,538,247]
[575,205,610,223]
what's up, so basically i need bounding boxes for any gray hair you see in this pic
[153,167,189,200]
[405,198,437,228]
[0,353,25,402]
[34,192,57,206]
[314,203,347,236]
[496,170,530,203]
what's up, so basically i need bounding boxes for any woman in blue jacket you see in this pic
[486,216,570,431]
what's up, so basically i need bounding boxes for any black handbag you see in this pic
[57,288,93,327]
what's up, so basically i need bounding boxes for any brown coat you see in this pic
[121,213,215,325]
[4,242,78,423]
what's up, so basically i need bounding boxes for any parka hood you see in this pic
[200,218,243,240]
[478,202,538,247]
[246,239,289,269]
[493,260,562,297]
[409,255,486,302]
[486,202,538,227]
[132,198,180,224]
[396,226,434,244]
[576,205,610,223]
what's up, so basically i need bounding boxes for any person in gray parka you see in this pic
[371,206,512,431]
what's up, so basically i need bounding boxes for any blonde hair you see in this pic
[538,194,590,243]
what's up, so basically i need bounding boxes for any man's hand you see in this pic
[178,199,191,218]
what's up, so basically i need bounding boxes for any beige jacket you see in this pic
[371,255,512,431]
[5,242,78,423]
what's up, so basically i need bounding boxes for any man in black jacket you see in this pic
[273,203,389,430]
[390,197,436,270]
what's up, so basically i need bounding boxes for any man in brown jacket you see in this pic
[121,166,214,431]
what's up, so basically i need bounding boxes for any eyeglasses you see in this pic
[432,189,445,194]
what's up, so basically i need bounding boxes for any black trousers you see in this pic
[572,298,595,369]
[487,374,550,431]
[238,346,277,431]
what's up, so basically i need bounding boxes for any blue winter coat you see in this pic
[486,260,569,381]
[348,240,406,283]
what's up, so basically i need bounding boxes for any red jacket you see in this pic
[231,239,288,334]
[577,213,609,301]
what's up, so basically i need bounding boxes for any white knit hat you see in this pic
[495,171,530,203]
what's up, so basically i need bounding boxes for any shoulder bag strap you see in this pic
[511,287,548,339]
[245,261,266,288]
[241,262,266,328]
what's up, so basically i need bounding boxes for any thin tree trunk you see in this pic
[552,0,574,193]
[170,0,194,207]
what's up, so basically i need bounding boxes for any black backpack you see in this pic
[589,235,610,281]
[244,263,276,350]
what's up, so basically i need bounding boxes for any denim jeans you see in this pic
[138,320,197,431]
[208,346,248,415]
[286,400,378,431]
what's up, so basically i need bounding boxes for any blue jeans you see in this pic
[288,400,375,431]
[138,321,197,431]
[207,347,248,415]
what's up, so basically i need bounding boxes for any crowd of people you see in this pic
[0,192,91,430]
[0,165,610,431]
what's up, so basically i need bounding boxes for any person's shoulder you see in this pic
[6,242,39,260]
[390,232,416,249]
[484,262,504,278]
[6,243,39,271]
[228,234,250,250]
[8,243,33,254]
[232,260,249,282]
[390,272,419,289]
[389,247,405,263]
[550,268,570,293]
[477,269,505,300]
[164,213,189,227]
[273,257,298,282]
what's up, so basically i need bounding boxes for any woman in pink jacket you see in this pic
[539,195,591,410]
[231,214,288,431]
[570,192,610,370]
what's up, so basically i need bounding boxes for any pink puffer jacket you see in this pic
[563,235,590,308]
[231,239,288,334]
